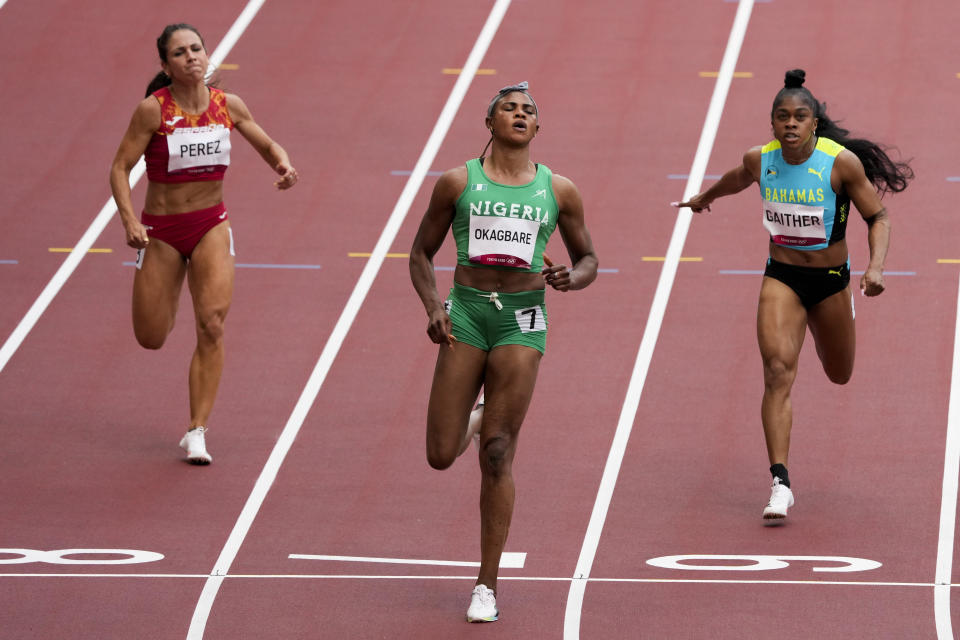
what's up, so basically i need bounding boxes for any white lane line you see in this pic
[0,1,264,377]
[0,1,9,10]
[186,1,513,637]
[0,574,943,587]
[0,573,949,588]
[935,271,960,639]
[204,0,264,72]
[288,552,526,569]
[0,159,140,375]
[562,2,756,638]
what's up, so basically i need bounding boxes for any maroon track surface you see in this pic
[1,1,958,638]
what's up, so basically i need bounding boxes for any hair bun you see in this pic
[784,69,806,89]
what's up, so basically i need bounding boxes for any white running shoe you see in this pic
[179,427,212,465]
[762,477,793,523]
[466,584,498,622]
[468,394,485,450]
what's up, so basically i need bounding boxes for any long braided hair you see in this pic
[773,69,914,196]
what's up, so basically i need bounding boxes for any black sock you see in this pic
[770,463,790,488]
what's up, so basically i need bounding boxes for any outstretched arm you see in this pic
[673,147,761,213]
[227,93,299,190]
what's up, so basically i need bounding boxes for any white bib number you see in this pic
[515,305,546,333]
[469,215,539,268]
[762,200,826,247]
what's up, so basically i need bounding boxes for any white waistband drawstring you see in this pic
[477,291,503,310]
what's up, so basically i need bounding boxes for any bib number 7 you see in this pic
[515,305,546,333]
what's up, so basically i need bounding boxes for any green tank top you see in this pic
[452,158,559,272]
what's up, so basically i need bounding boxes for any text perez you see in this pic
[177,139,222,158]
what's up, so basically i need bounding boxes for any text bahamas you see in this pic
[764,187,824,203]
[469,201,551,224]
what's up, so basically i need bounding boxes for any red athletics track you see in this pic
[0,1,959,639]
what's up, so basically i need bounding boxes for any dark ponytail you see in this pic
[144,71,171,98]
[772,69,914,196]
[144,23,205,98]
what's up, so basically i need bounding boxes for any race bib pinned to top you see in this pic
[762,200,826,247]
[166,125,231,174]
[468,214,539,268]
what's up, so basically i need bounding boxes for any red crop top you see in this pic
[145,87,234,183]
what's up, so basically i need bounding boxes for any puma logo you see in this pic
[808,166,825,181]
[828,269,842,277]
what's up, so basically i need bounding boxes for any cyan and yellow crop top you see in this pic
[759,137,851,251]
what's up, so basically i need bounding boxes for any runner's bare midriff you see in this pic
[454,264,545,293]
[769,238,848,268]
[144,180,224,215]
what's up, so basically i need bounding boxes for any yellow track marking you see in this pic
[938,259,960,264]
[442,68,497,75]
[218,63,239,70]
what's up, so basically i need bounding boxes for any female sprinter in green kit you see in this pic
[409,82,597,622]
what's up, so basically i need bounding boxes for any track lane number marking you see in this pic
[647,554,881,573]
[0,549,164,565]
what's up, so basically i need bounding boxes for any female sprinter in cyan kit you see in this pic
[675,69,912,524]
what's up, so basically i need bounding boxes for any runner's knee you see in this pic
[426,442,457,470]
[135,331,167,350]
[828,371,852,385]
[196,308,227,345]
[479,434,514,477]
[824,363,853,385]
[134,319,174,350]
[815,340,854,385]
[762,356,797,392]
